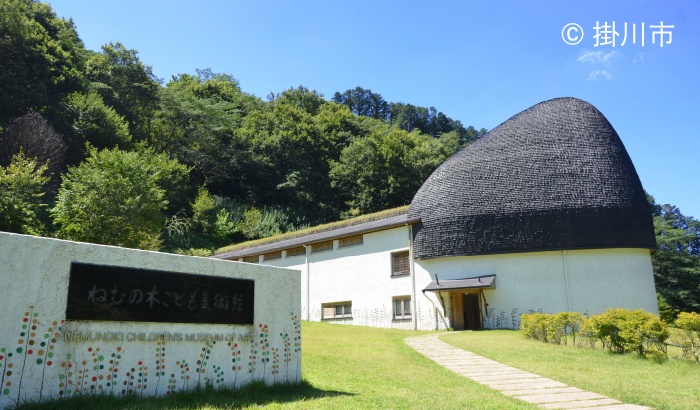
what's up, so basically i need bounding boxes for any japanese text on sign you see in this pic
[66,262,255,325]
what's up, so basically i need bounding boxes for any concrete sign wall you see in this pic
[0,232,301,408]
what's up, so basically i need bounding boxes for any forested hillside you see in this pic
[1,0,697,314]
[0,0,484,251]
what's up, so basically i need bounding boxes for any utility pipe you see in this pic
[303,244,310,321]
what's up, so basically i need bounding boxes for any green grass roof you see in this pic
[214,205,409,256]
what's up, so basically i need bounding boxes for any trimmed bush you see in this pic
[520,312,585,345]
[675,311,700,364]
[581,308,668,359]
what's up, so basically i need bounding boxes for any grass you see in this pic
[18,323,700,409]
[441,330,700,410]
[17,322,533,410]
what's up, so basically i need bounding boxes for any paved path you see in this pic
[405,335,652,410]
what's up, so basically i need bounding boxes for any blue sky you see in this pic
[51,1,700,218]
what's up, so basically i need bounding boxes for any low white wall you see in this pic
[0,232,301,408]
[415,248,659,329]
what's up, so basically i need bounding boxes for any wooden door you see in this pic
[463,293,482,330]
[450,293,465,330]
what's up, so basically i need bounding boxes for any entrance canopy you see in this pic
[422,275,496,293]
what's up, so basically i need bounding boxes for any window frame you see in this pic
[242,255,259,263]
[311,240,334,254]
[262,250,282,261]
[393,296,412,320]
[338,235,363,248]
[286,246,306,257]
[391,250,410,277]
[322,301,352,320]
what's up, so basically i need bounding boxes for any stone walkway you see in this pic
[404,335,652,410]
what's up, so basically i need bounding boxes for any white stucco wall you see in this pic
[0,232,301,408]
[415,248,659,329]
[240,224,658,332]
[254,226,444,331]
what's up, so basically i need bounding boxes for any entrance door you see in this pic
[450,293,465,330]
[449,292,482,330]
[463,293,482,330]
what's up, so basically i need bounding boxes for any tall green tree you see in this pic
[333,87,482,143]
[51,148,189,250]
[85,42,160,142]
[649,195,700,313]
[240,96,333,221]
[64,91,132,151]
[0,151,50,235]
[0,0,87,133]
[152,71,262,198]
[330,127,460,215]
[331,86,390,120]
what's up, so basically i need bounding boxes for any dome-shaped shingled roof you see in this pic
[408,97,656,259]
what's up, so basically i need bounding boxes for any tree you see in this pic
[240,98,334,221]
[0,151,49,235]
[649,195,700,313]
[0,112,67,185]
[330,127,460,215]
[333,87,481,143]
[85,42,160,142]
[152,71,262,199]
[332,87,390,120]
[64,91,132,151]
[0,0,86,130]
[270,86,326,116]
[51,148,169,250]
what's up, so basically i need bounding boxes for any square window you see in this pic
[391,251,410,276]
[393,297,411,320]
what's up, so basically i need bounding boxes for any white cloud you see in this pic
[577,50,619,64]
[633,52,645,63]
[587,70,612,81]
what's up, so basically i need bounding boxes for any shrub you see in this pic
[581,308,668,359]
[675,311,700,364]
[520,312,585,345]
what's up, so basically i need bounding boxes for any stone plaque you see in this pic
[66,262,254,325]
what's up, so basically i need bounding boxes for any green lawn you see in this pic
[441,330,700,410]
[18,323,700,409]
[17,322,533,410]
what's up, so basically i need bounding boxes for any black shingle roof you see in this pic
[408,97,656,259]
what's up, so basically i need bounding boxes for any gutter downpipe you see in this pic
[408,223,417,330]
[562,250,571,311]
[303,244,310,321]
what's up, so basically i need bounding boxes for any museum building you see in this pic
[213,97,659,331]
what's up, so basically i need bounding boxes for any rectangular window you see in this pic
[322,302,352,319]
[286,246,306,257]
[263,251,282,261]
[393,297,411,320]
[242,255,259,263]
[338,235,363,248]
[311,241,333,253]
[391,251,410,276]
